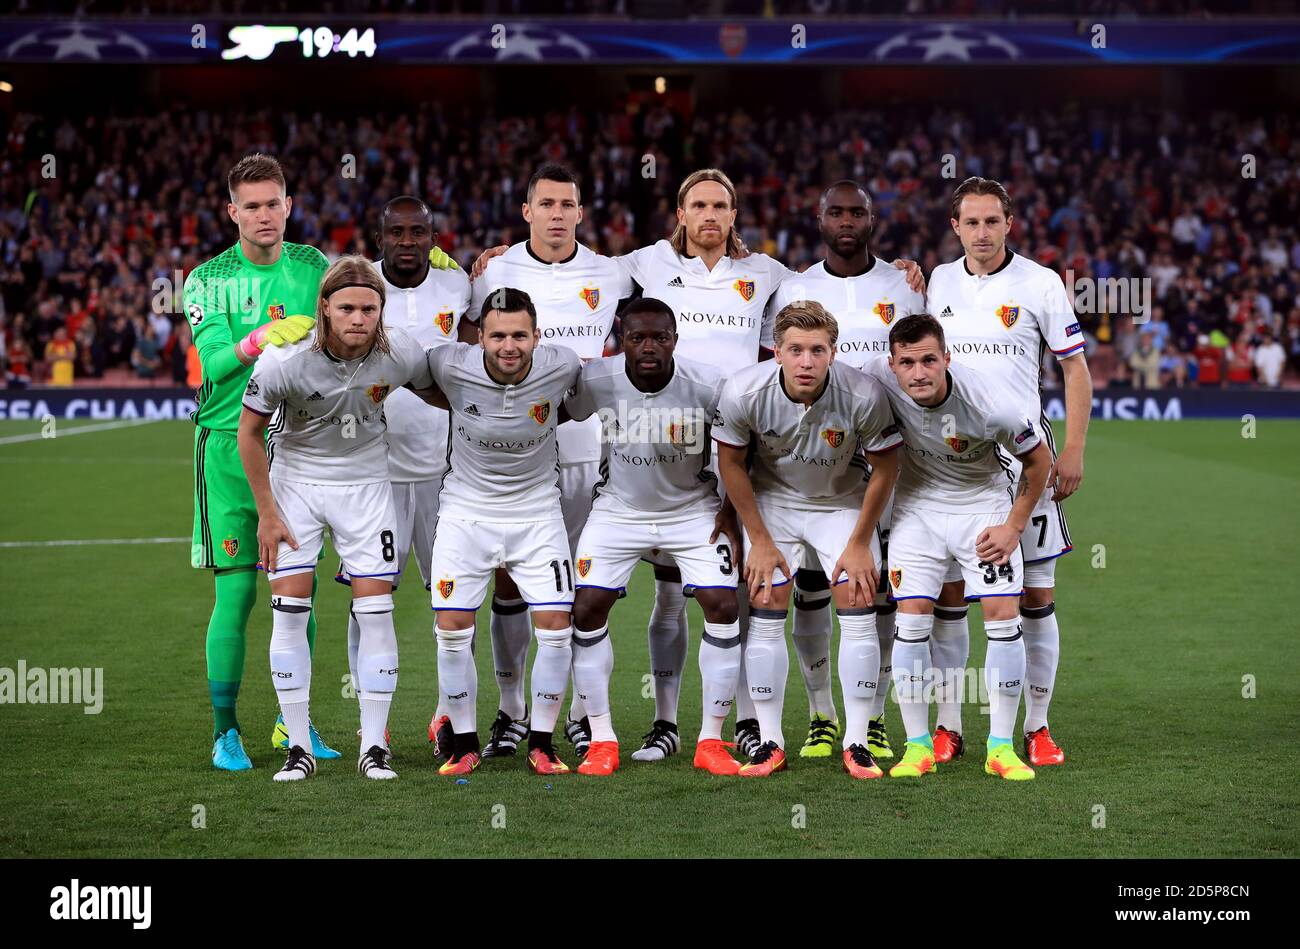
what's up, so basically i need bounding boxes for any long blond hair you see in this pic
[312,255,389,354]
[670,168,745,258]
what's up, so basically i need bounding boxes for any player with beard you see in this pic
[924,177,1092,768]
[763,181,925,762]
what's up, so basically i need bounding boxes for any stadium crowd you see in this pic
[2,99,1298,389]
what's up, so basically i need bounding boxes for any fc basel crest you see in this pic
[529,400,551,425]
[889,568,902,589]
[223,537,239,558]
[367,383,391,404]
[821,428,846,449]
[667,421,697,448]
[437,578,455,600]
[580,286,600,311]
[435,310,454,335]
[873,301,896,326]
[267,304,285,321]
[577,557,593,578]
[996,304,1020,329]
[733,278,755,302]
[945,435,970,454]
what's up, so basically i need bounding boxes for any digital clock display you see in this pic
[222,25,377,61]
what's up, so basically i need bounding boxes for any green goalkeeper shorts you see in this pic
[192,426,260,570]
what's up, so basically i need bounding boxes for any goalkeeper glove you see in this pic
[237,315,316,359]
[429,246,460,271]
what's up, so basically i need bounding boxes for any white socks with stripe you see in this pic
[792,583,837,720]
[572,624,615,742]
[745,608,789,748]
[835,607,879,750]
[270,594,313,751]
[891,612,934,740]
[353,594,397,751]
[984,617,1026,742]
[868,604,897,719]
[490,597,530,720]
[436,625,477,735]
[698,620,741,741]
[647,579,688,725]
[931,605,969,734]
[1021,602,1060,733]
[530,626,573,734]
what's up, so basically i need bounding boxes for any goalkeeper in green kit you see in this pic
[187,154,334,770]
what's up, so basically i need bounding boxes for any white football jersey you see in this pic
[764,257,927,368]
[565,354,725,522]
[470,241,632,465]
[376,260,471,483]
[713,360,902,511]
[860,357,1042,514]
[242,327,433,486]
[927,250,1084,409]
[618,239,788,375]
[427,342,582,522]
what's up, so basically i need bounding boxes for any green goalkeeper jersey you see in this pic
[184,241,329,433]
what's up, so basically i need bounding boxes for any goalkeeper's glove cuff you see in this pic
[238,325,269,360]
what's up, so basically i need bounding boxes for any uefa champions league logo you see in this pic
[4,22,150,60]
[445,23,593,62]
[873,24,1021,62]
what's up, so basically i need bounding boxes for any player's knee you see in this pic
[1022,587,1055,610]
[435,625,473,651]
[695,589,739,625]
[572,596,611,634]
[534,625,572,650]
[937,580,967,608]
[1021,601,1056,620]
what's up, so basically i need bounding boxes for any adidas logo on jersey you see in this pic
[668,276,685,288]
[306,391,324,401]
[939,306,955,318]
[465,403,481,416]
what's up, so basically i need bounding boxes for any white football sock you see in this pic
[868,604,897,718]
[346,607,360,695]
[572,624,615,742]
[530,626,573,734]
[734,591,757,722]
[984,617,1026,742]
[931,605,969,734]
[358,694,392,751]
[891,612,934,740]
[835,607,879,750]
[698,620,741,741]
[1022,602,1060,733]
[270,594,313,751]
[490,597,530,720]
[436,625,477,734]
[647,579,688,725]
[353,595,398,751]
[792,584,836,720]
[745,608,789,748]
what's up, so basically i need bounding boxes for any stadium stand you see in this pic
[2,99,1297,388]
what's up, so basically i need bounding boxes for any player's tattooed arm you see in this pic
[236,407,298,572]
[717,442,789,603]
[978,441,1051,566]
[1053,354,1092,501]
[406,381,449,410]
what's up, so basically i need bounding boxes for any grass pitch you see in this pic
[0,416,1296,858]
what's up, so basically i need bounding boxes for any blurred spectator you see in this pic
[76,322,104,380]
[1224,335,1255,389]
[44,326,76,387]
[6,332,32,389]
[102,315,136,370]
[1158,341,1189,388]
[131,324,162,380]
[171,322,195,386]
[1128,332,1162,390]
[1253,330,1287,388]
[1194,335,1224,387]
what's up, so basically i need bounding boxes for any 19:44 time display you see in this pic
[299,27,377,58]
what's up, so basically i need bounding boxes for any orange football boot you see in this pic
[738,740,787,778]
[527,746,571,776]
[428,714,452,758]
[693,739,742,776]
[438,750,481,777]
[842,743,884,779]
[1024,726,1065,766]
[932,725,964,763]
[577,741,620,776]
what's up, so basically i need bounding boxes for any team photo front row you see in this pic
[234,258,1054,785]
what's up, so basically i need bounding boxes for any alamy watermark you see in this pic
[0,660,103,714]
